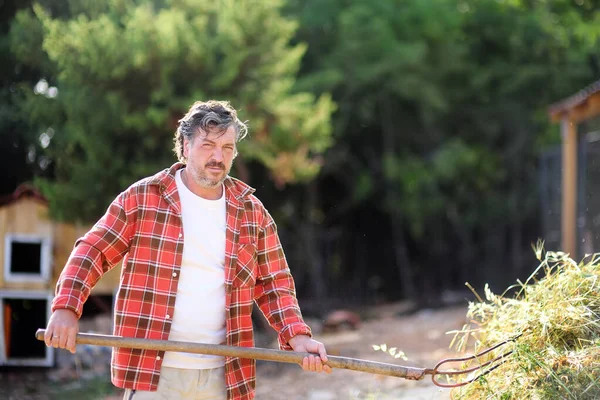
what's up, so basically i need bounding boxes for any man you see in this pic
[44,100,332,400]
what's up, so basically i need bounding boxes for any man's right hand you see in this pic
[44,309,79,354]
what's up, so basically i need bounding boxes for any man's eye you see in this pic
[203,143,213,148]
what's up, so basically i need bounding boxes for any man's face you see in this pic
[183,126,237,189]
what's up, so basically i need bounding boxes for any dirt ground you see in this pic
[1,303,469,400]
[253,304,468,400]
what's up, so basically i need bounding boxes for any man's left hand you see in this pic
[288,335,333,374]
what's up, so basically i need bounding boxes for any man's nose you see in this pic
[211,147,224,162]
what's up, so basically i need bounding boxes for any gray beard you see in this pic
[191,167,228,189]
[197,174,225,188]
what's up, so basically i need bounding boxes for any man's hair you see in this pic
[173,100,248,163]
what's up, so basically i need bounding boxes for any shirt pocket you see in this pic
[232,242,257,287]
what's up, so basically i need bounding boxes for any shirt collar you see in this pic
[150,162,256,201]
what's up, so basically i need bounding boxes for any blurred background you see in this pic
[1,0,599,399]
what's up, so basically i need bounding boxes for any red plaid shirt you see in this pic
[52,163,312,399]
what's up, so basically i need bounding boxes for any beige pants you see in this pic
[123,366,226,400]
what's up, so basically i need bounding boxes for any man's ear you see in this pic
[183,138,190,159]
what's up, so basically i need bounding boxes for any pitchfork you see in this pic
[35,329,520,388]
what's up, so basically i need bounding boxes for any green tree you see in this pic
[288,0,600,303]
[0,0,49,195]
[10,0,334,221]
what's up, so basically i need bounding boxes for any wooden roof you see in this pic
[0,184,47,207]
[549,79,600,123]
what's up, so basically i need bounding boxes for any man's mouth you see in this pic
[206,164,225,172]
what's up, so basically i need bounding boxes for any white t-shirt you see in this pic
[161,169,227,369]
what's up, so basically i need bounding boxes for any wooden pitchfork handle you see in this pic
[36,329,428,381]
[36,329,520,388]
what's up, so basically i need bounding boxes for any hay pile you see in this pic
[449,244,600,399]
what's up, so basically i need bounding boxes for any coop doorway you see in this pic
[0,292,54,366]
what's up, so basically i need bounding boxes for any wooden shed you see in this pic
[0,185,120,366]
[548,80,600,257]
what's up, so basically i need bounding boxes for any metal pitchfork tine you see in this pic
[428,333,523,388]
[35,329,521,388]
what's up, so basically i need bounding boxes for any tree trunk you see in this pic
[299,183,327,305]
[353,232,368,303]
[234,156,250,184]
[483,225,508,291]
[390,216,417,302]
[380,97,417,303]
[510,179,523,279]
[447,205,477,290]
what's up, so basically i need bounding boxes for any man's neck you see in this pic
[182,169,224,200]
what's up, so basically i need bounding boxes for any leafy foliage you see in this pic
[289,0,600,300]
[4,0,600,302]
[9,0,334,221]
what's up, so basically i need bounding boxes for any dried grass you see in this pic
[447,241,600,400]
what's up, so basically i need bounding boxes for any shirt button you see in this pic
[178,233,182,238]
[166,314,170,319]
[172,272,177,277]
[156,356,161,361]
